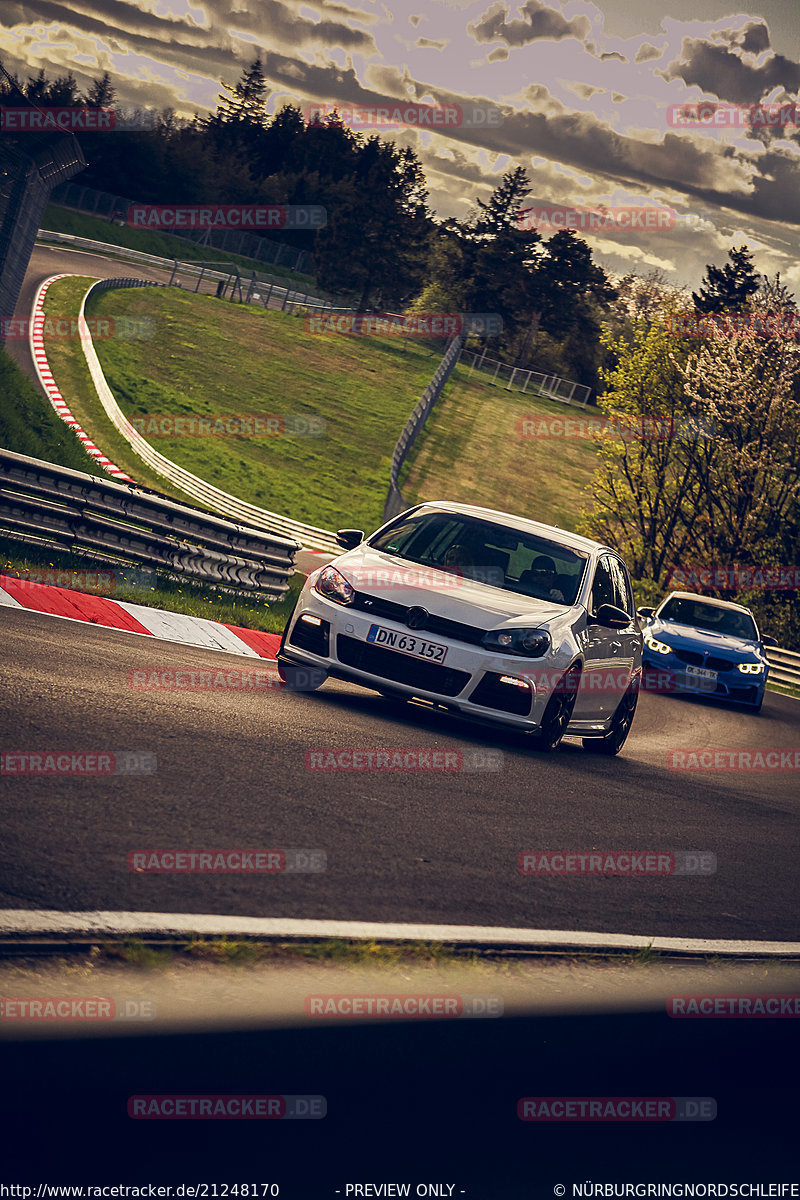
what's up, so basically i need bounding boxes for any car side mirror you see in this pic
[636,606,654,619]
[761,635,778,648]
[593,603,631,629]
[336,529,364,550]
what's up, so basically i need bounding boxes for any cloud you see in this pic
[467,0,592,48]
[635,42,662,64]
[664,31,800,105]
[416,36,447,50]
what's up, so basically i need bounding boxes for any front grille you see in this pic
[469,673,532,716]
[350,590,489,647]
[673,649,736,671]
[289,616,330,657]
[727,684,760,704]
[336,635,471,696]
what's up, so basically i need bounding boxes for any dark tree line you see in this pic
[2,57,615,383]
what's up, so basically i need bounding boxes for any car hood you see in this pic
[649,620,762,658]
[331,546,569,627]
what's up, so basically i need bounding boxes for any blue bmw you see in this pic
[637,591,775,711]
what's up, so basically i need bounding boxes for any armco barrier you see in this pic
[30,274,342,553]
[765,646,800,689]
[36,229,337,310]
[0,448,298,599]
[385,334,464,520]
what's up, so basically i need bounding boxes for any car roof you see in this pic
[413,501,611,556]
[660,590,755,615]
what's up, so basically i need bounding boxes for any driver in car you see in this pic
[525,556,565,603]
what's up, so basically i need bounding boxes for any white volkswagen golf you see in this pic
[278,502,643,753]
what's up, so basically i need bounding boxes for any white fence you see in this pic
[461,349,591,407]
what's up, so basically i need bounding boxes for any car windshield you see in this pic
[370,509,588,605]
[658,597,758,640]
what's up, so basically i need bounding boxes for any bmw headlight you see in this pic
[314,566,354,606]
[737,662,764,675]
[644,633,671,655]
[482,627,551,658]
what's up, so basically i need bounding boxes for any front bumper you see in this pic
[641,653,766,706]
[281,591,575,732]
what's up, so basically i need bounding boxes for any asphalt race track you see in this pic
[2,607,798,941]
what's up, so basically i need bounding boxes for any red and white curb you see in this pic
[0,573,281,659]
[0,911,797,958]
[30,275,133,481]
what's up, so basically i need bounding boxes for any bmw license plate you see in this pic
[367,624,447,662]
[684,664,717,687]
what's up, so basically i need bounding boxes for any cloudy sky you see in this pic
[2,0,799,291]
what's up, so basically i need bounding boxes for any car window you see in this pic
[590,556,617,614]
[658,597,757,639]
[370,509,588,604]
[607,556,634,616]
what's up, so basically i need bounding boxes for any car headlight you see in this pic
[481,627,551,657]
[644,633,671,655]
[314,565,354,606]
[737,662,764,675]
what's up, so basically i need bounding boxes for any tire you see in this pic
[529,664,581,752]
[276,659,327,692]
[582,681,639,755]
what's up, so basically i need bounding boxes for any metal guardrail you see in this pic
[766,646,800,689]
[0,448,299,599]
[36,229,340,311]
[74,276,343,554]
[385,334,464,520]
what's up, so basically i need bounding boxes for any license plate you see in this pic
[685,665,718,683]
[366,624,447,662]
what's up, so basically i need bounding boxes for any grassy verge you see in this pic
[41,204,320,290]
[43,276,455,532]
[0,347,95,471]
[399,367,600,532]
[0,536,303,631]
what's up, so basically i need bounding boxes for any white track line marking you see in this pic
[0,911,797,957]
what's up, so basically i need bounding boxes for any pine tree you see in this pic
[692,246,760,313]
[84,72,116,108]
[213,57,268,127]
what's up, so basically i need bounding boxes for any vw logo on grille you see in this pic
[406,606,429,631]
